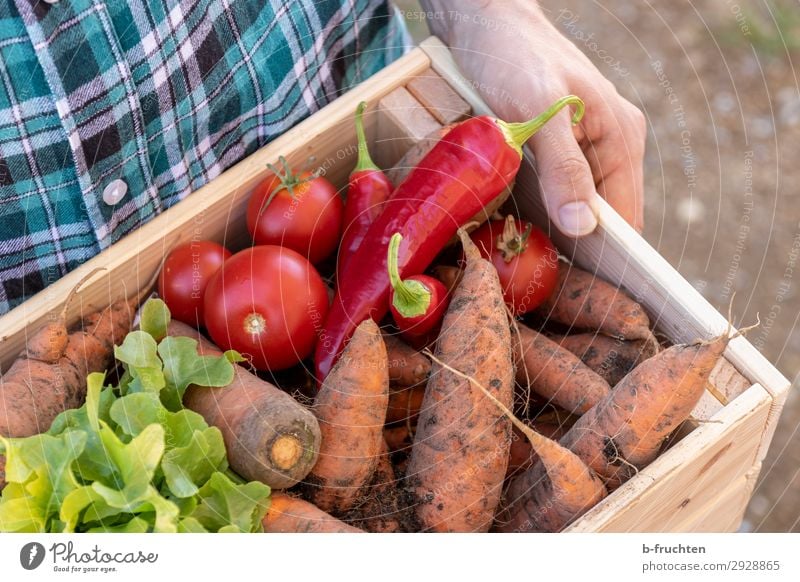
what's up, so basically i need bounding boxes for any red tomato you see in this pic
[203,245,329,371]
[246,159,343,264]
[158,240,231,327]
[470,216,559,315]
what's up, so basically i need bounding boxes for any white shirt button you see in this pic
[102,179,128,205]
[43,0,59,4]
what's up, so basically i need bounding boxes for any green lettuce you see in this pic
[0,298,269,533]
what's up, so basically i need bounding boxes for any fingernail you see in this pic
[557,201,598,236]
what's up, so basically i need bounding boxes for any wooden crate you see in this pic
[0,37,790,532]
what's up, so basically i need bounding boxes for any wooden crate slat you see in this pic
[669,467,759,532]
[406,70,471,125]
[564,383,771,531]
[374,86,442,170]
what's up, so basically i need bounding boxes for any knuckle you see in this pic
[550,153,591,184]
[626,104,647,137]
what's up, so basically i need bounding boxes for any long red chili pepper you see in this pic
[315,95,585,382]
[337,102,394,278]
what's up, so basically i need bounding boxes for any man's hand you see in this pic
[420,1,645,236]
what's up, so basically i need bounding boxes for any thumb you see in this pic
[528,113,599,237]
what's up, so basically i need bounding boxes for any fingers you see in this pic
[584,103,647,232]
[529,111,600,237]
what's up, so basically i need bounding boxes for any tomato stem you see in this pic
[262,156,314,212]
[497,95,585,157]
[387,233,431,318]
[352,101,379,173]
[243,312,267,337]
[496,215,532,262]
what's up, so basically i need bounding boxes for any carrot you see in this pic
[422,342,606,534]
[514,323,611,414]
[507,422,567,477]
[538,264,653,342]
[406,229,514,532]
[560,327,745,489]
[306,319,389,514]
[0,269,154,489]
[551,332,658,386]
[343,441,411,532]
[168,320,322,490]
[384,425,413,453]
[495,431,607,532]
[386,385,425,426]
[0,286,138,439]
[383,333,430,387]
[263,493,362,533]
[431,265,464,295]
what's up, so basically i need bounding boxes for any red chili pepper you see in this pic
[337,102,394,278]
[315,95,585,382]
[387,233,449,348]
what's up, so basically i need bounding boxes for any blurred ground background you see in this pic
[396,0,799,531]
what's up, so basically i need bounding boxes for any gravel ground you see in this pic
[397,0,799,532]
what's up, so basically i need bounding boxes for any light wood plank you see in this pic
[669,467,759,532]
[692,357,755,420]
[406,70,471,125]
[375,86,441,169]
[565,384,771,532]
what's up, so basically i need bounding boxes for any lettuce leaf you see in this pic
[0,298,266,534]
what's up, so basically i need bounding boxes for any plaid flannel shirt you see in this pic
[0,0,409,314]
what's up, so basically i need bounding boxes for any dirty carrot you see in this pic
[495,431,607,533]
[342,441,409,533]
[551,332,659,386]
[538,264,654,343]
[262,493,362,533]
[507,422,567,477]
[0,268,145,441]
[315,96,585,382]
[406,229,514,532]
[306,319,389,515]
[168,320,321,490]
[338,102,393,278]
[431,265,464,295]
[386,385,425,426]
[423,338,606,534]
[384,425,413,453]
[560,323,752,489]
[383,333,431,387]
[514,323,611,415]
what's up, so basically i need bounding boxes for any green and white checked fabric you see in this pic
[0,0,410,314]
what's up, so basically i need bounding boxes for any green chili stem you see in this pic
[497,95,585,157]
[352,101,379,173]
[387,233,431,319]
